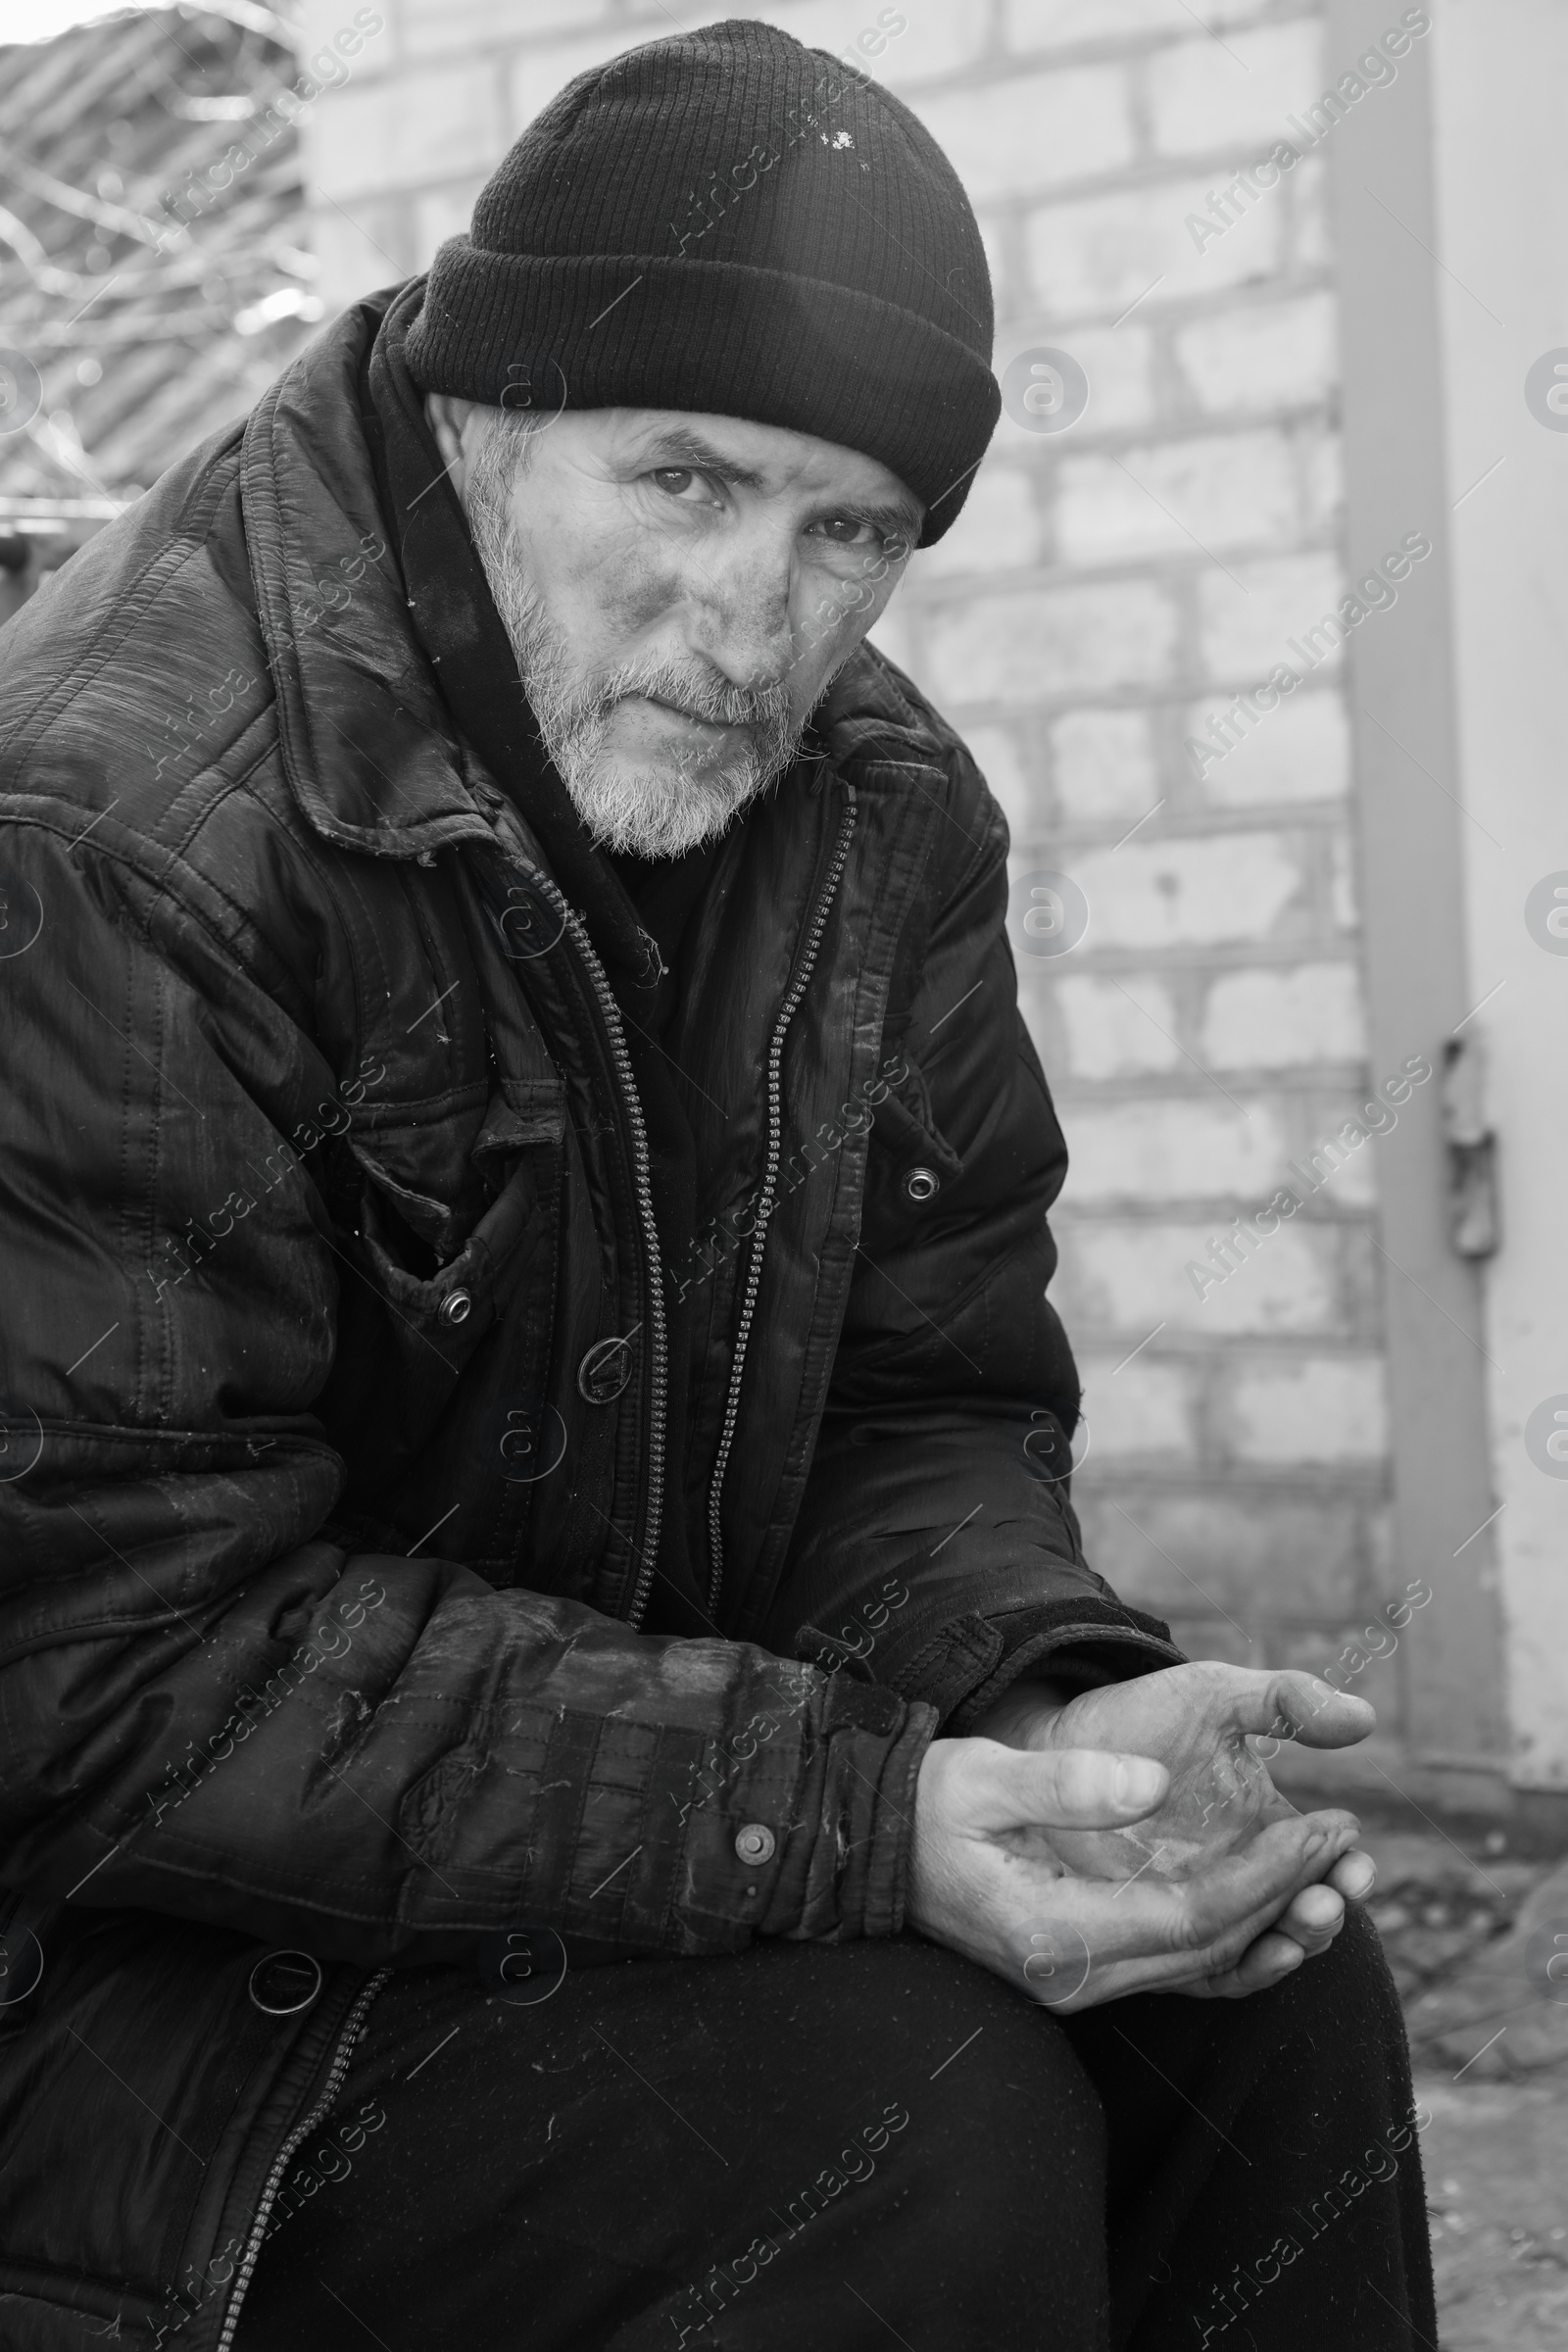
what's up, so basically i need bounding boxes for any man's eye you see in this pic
[651,468,701,497]
[815,515,872,545]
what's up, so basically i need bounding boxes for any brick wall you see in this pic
[303,1,1393,1713]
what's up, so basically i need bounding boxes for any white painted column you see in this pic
[1430,0,1568,1789]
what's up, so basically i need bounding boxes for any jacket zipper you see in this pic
[489,854,668,1631]
[214,1968,391,2352]
[706,782,858,1618]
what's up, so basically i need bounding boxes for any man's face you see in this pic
[426,395,920,859]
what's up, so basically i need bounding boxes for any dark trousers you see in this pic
[236,1906,1437,2350]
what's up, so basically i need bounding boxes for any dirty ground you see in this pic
[1356,1821,1568,2349]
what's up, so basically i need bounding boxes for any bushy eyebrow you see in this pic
[633,424,761,485]
[629,424,922,545]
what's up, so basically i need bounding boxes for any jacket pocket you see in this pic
[320,1090,564,1483]
[870,1056,964,1207]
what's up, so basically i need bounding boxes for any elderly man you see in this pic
[0,20,1434,2352]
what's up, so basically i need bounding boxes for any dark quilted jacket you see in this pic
[0,294,1177,2348]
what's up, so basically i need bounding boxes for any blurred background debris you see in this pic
[0,0,320,603]
[1355,1814,1568,2351]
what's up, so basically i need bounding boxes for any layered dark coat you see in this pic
[0,298,1175,2347]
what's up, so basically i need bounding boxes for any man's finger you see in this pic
[1252,1669,1377,1752]
[966,1740,1169,1834]
[1327,1848,1376,1903]
[1278,1882,1346,1943]
[1192,1931,1308,1999]
[1165,1813,1357,1961]
[1217,1884,1352,1994]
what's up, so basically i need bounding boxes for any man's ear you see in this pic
[424,393,476,498]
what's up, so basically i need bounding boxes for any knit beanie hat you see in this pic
[403,17,999,544]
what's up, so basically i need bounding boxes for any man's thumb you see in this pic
[971,1741,1168,1833]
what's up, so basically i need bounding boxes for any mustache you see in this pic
[562,657,795,737]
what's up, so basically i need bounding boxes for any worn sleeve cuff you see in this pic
[881,1596,1184,1736]
[758,1677,938,1944]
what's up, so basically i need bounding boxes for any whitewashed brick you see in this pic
[1053,706,1156,820]
[1344,1123,1385,1207]
[401,0,610,61]
[1024,172,1282,321]
[1328,1142,1376,1210]
[1147,20,1322,157]
[867,4,991,85]
[1078,1354,1194,1458]
[1197,553,1345,679]
[1062,1097,1286,1202]
[1053,973,1182,1079]
[1200,962,1366,1069]
[1176,292,1338,413]
[298,0,396,78]
[992,322,1154,442]
[1064,1216,1339,1334]
[745,0,989,85]
[980,214,1009,321]
[1083,1487,1363,1619]
[309,192,410,310]
[968,725,1036,845]
[866,604,918,676]
[1069,321,1154,433]
[510,27,641,133]
[911,65,1133,206]
[1223,1354,1389,1463]
[1304,424,1344,533]
[1189,684,1348,807]
[1162,1615,1259,1669]
[1291,152,1333,270]
[1071,832,1305,950]
[1004,0,1207,47]
[914,465,1041,582]
[1367,1498,1396,1587]
[412,177,488,268]
[299,0,366,42]
[921,579,1177,707]
[558,0,985,95]
[1289,1109,1379,1208]
[1055,429,1297,565]
[1329,830,1359,933]
[313,61,504,197]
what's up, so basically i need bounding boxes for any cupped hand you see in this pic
[970,1661,1379,1979]
[906,1731,1363,2011]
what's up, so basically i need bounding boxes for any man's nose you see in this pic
[681,530,799,694]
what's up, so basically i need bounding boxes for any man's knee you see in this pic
[734,1936,1108,2225]
[845,1937,1107,2207]
[1270,1900,1410,2060]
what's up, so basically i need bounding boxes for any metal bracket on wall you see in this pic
[1442,1034,1499,1259]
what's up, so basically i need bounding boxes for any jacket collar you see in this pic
[240,286,490,860]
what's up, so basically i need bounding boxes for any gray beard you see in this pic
[466,469,805,860]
